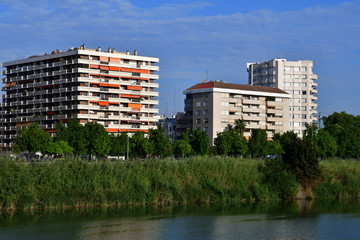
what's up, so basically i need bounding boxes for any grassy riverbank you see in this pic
[0,157,359,210]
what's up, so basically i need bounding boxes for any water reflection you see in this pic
[0,201,360,240]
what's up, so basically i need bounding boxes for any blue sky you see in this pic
[0,0,359,117]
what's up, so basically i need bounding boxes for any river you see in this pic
[1,201,360,240]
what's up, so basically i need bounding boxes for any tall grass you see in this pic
[1,156,359,210]
[0,156,278,210]
[314,158,360,200]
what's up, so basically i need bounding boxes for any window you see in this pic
[302,74,307,79]
[293,114,300,119]
[221,93,229,98]
[196,110,201,115]
[301,67,307,71]
[301,98,307,103]
[204,127,208,132]
[196,119,201,124]
[204,110,209,115]
[293,82,300,87]
[221,101,229,106]
[293,122,300,127]
[294,67,300,72]
[275,122,283,126]
[292,106,300,111]
[293,90,300,95]
[293,98,300,103]
[196,102,201,107]
[204,118,209,124]
[294,74,300,79]
[221,110,229,115]
[275,98,283,102]
[285,90,291,94]
[285,74,291,79]
[301,106,307,111]
[302,122,307,126]
[302,91,307,95]
[302,114,307,119]
[221,118,229,123]
[204,101,208,107]
[284,66,292,71]
[302,83,307,87]
[284,82,291,87]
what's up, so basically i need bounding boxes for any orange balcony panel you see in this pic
[106,128,119,133]
[90,73,120,79]
[100,65,109,70]
[128,103,142,108]
[121,94,140,99]
[121,68,149,74]
[61,119,72,122]
[46,111,54,115]
[100,56,109,62]
[109,102,120,105]
[109,57,120,63]
[109,66,120,71]
[90,64,99,69]
[99,83,119,88]
[127,85,142,91]
[99,101,109,106]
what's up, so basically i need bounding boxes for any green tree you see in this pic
[280,131,320,183]
[214,129,248,156]
[234,119,246,136]
[130,131,150,158]
[189,128,209,156]
[173,139,192,158]
[267,140,283,156]
[248,129,268,158]
[148,125,171,157]
[14,123,53,154]
[316,128,337,159]
[57,119,86,156]
[323,112,360,158]
[84,122,111,157]
[109,132,128,157]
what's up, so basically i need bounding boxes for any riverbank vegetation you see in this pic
[0,157,359,210]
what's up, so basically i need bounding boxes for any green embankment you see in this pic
[0,157,359,210]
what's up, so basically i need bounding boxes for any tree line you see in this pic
[13,111,360,160]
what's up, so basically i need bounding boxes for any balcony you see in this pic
[242,99,263,105]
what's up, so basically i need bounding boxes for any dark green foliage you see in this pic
[148,125,171,157]
[316,129,337,159]
[214,130,248,156]
[109,132,128,157]
[280,131,320,183]
[57,119,86,156]
[173,140,192,158]
[234,119,246,136]
[267,140,283,156]
[84,122,111,157]
[259,159,298,199]
[14,123,53,154]
[130,131,150,158]
[323,112,360,158]
[248,129,268,158]
[184,129,209,156]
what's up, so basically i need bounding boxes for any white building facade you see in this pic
[247,59,318,136]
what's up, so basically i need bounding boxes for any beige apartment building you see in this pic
[247,59,318,136]
[0,45,159,150]
[177,81,290,145]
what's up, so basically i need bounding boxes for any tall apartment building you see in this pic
[247,59,318,136]
[0,45,159,151]
[177,81,290,145]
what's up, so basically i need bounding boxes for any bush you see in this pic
[259,159,298,199]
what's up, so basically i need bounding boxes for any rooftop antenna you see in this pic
[174,87,176,115]
[165,102,168,118]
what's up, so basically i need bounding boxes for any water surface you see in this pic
[1,201,360,240]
